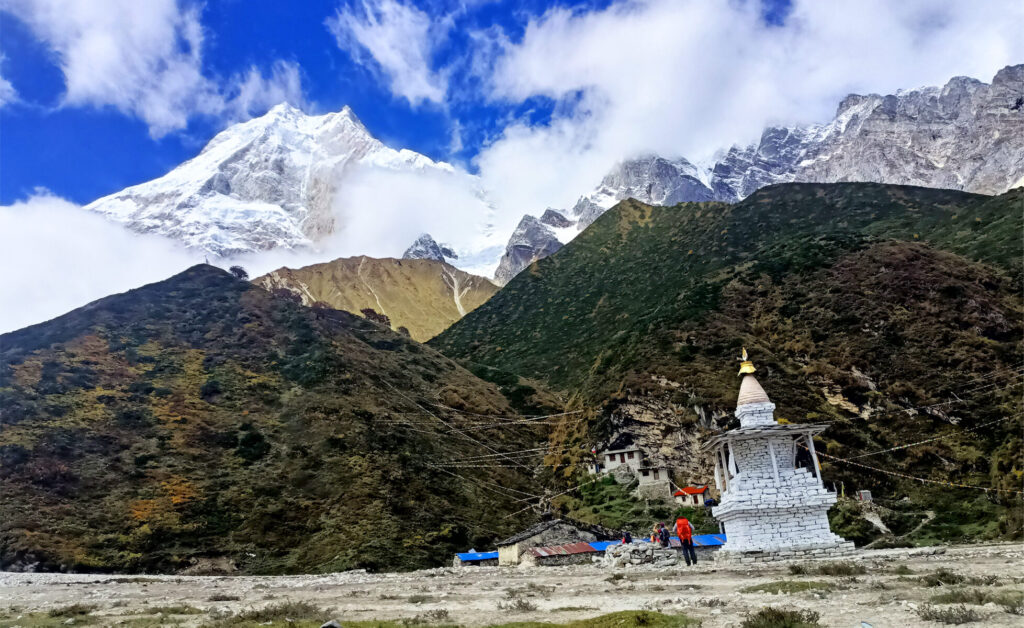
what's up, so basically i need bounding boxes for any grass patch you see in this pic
[210,601,329,626]
[788,561,866,576]
[145,605,203,615]
[208,594,241,602]
[407,595,437,604]
[493,611,699,627]
[402,608,451,625]
[47,604,97,618]
[929,589,1024,614]
[506,583,555,598]
[887,564,914,575]
[740,607,821,628]
[552,607,597,612]
[740,581,833,595]
[916,604,983,624]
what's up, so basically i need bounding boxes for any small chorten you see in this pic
[702,349,854,561]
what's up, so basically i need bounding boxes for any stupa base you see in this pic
[715,540,857,564]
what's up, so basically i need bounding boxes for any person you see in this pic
[621,530,633,544]
[650,523,662,544]
[675,516,697,566]
[657,522,670,547]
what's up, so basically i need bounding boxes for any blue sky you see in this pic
[0,0,795,205]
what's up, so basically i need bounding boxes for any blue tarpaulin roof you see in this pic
[588,540,621,552]
[456,551,498,562]
[458,534,726,562]
[588,534,726,552]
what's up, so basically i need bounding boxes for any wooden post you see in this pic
[713,454,723,491]
[767,439,781,484]
[718,446,729,492]
[727,441,738,476]
[807,432,823,487]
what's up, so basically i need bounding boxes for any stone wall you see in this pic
[520,552,596,567]
[713,429,847,553]
[597,541,719,568]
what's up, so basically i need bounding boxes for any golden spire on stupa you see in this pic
[737,347,756,376]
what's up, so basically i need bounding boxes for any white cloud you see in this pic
[0,74,16,108]
[1,0,220,136]
[0,0,308,135]
[0,192,201,333]
[474,0,1024,212]
[326,0,448,106]
[224,60,307,122]
[228,160,501,278]
[0,54,17,107]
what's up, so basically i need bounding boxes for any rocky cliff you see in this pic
[493,216,564,286]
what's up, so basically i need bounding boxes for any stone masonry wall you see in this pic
[713,415,847,554]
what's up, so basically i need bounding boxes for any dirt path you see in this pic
[2,544,1022,627]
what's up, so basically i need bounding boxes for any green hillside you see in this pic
[0,265,549,574]
[253,257,498,342]
[433,183,1023,540]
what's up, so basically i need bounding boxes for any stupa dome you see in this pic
[737,374,770,407]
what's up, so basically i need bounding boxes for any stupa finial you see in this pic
[738,347,756,376]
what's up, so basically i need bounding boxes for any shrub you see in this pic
[996,592,1024,615]
[741,607,821,628]
[407,594,435,604]
[229,266,249,280]
[916,604,982,624]
[497,595,538,612]
[208,594,241,602]
[919,568,967,587]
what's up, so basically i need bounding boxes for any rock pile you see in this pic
[599,542,679,568]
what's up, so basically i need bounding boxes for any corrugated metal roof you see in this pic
[526,542,597,557]
[456,551,498,561]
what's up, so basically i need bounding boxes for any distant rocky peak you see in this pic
[403,234,457,262]
[493,215,563,285]
[540,209,574,229]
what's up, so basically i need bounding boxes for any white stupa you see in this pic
[704,349,854,562]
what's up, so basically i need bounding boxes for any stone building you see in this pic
[673,485,709,507]
[634,465,672,499]
[600,446,643,473]
[703,350,853,562]
[495,517,617,566]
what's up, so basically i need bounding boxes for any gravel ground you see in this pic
[2,543,1022,627]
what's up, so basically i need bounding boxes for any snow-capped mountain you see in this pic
[570,156,715,231]
[403,233,458,262]
[490,64,1024,284]
[85,103,458,256]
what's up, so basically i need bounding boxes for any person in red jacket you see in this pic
[675,517,697,566]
